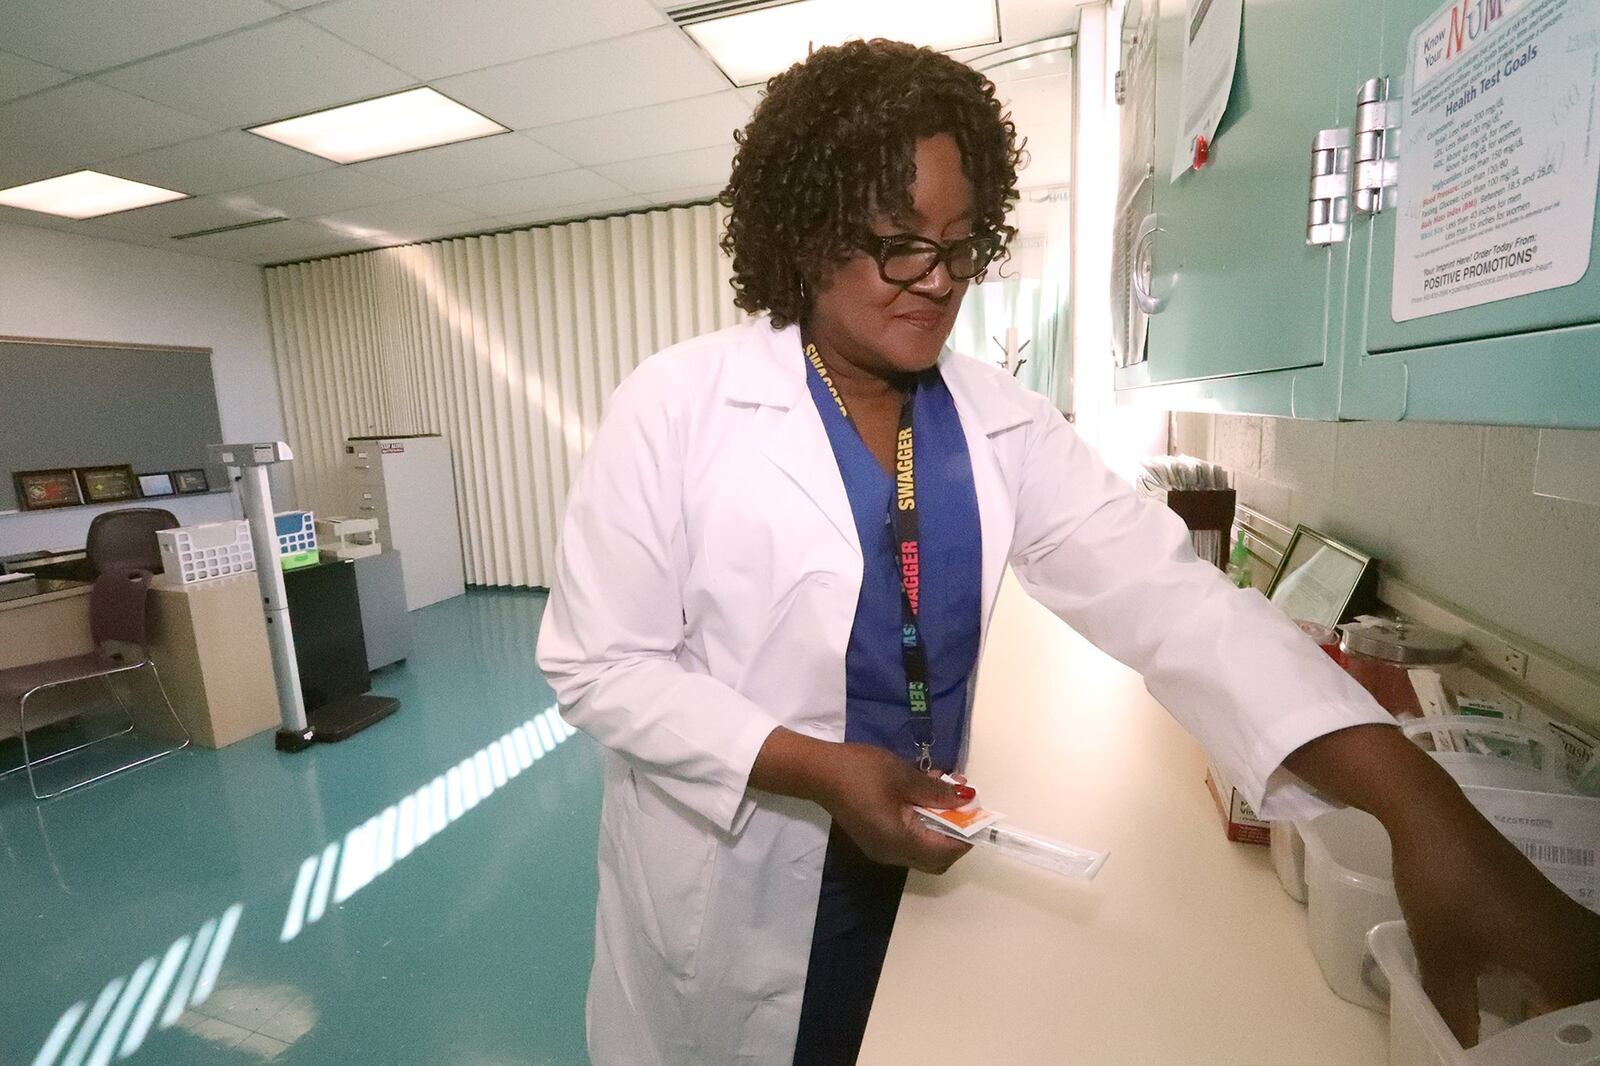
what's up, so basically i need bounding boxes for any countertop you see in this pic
[860,574,1387,1065]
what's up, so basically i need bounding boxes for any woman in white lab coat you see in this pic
[536,39,1600,1066]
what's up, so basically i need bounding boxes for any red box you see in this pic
[1204,763,1270,845]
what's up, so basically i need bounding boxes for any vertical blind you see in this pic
[264,203,742,588]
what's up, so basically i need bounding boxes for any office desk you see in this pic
[0,574,277,749]
[0,581,92,670]
[860,575,1387,1065]
[147,577,279,747]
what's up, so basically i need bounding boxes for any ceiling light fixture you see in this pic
[171,216,289,240]
[0,170,189,219]
[670,0,1000,87]
[247,87,508,164]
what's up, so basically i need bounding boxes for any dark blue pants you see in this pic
[791,826,909,1065]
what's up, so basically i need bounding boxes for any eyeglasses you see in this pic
[856,231,1002,286]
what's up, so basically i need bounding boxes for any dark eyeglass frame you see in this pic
[856,231,1003,287]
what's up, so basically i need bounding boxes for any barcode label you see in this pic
[1516,840,1595,868]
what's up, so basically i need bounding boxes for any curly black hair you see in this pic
[719,39,1025,329]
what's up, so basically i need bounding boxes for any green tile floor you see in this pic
[2,588,600,1066]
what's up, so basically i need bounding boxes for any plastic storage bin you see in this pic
[155,521,255,586]
[1403,717,1570,794]
[1271,820,1308,902]
[274,510,319,571]
[1297,806,1402,1011]
[1369,921,1600,1065]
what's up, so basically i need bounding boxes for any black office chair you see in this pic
[86,508,178,576]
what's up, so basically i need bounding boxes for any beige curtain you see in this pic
[264,203,741,588]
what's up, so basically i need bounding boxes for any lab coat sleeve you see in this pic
[536,357,783,836]
[1004,399,1394,821]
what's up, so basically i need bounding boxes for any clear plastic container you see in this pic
[1340,619,1465,720]
[1271,819,1307,902]
[1369,920,1600,1065]
[1297,806,1401,1012]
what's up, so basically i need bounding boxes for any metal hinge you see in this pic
[1307,128,1351,246]
[1353,77,1401,215]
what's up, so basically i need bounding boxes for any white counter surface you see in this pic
[860,575,1387,1065]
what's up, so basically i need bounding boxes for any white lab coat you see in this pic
[535,318,1390,1065]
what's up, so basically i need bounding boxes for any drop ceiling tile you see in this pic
[0,203,70,229]
[303,0,664,81]
[308,195,484,242]
[530,92,749,167]
[107,129,333,196]
[97,19,414,127]
[90,194,279,237]
[493,195,652,231]
[348,132,572,196]
[225,168,407,218]
[180,217,336,257]
[0,0,281,75]
[435,27,727,131]
[0,49,72,103]
[645,183,728,207]
[0,80,221,187]
[595,144,733,195]
[440,169,630,217]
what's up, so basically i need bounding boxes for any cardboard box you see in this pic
[1204,762,1270,845]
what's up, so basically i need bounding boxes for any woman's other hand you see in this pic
[1287,723,1600,1045]
[1388,790,1600,1045]
[750,728,974,873]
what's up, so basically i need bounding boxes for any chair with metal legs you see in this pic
[0,569,189,799]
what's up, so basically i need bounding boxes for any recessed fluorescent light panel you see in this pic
[248,87,507,164]
[674,0,1000,87]
[0,170,188,219]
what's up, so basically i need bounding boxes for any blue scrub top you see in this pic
[802,359,983,770]
[793,356,985,1063]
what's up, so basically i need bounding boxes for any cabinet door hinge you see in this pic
[1353,77,1401,215]
[1307,128,1352,246]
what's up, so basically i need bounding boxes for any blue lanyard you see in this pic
[804,343,935,771]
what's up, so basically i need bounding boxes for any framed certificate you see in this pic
[77,464,138,504]
[138,472,176,498]
[172,468,210,494]
[13,469,83,510]
[1266,525,1378,627]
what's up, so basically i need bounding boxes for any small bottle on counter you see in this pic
[1226,531,1253,589]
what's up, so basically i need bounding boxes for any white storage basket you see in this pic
[1369,921,1600,1066]
[156,521,255,585]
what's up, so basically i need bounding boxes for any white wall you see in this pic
[0,221,286,556]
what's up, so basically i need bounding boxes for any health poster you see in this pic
[1392,0,1600,322]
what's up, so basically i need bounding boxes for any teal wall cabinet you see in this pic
[1116,0,1600,428]
[1338,0,1600,427]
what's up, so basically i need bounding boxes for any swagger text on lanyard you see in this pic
[804,343,935,771]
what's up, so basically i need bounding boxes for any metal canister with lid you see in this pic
[1338,618,1465,720]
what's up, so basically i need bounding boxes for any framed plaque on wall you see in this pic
[77,464,138,504]
[172,468,210,494]
[13,468,84,510]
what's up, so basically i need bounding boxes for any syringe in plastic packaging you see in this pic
[924,818,1108,881]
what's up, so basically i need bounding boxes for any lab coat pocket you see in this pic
[619,765,718,982]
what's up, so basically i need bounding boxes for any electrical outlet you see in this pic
[1495,644,1529,680]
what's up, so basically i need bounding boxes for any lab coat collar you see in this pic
[724,317,1034,568]
[722,316,1035,438]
